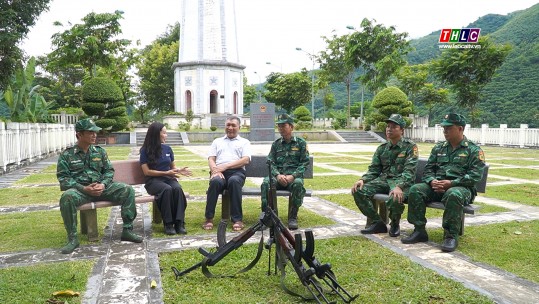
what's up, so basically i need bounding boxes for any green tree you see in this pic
[242,76,257,113]
[370,86,413,131]
[431,36,511,123]
[137,24,180,113]
[34,64,86,108]
[319,33,357,127]
[322,88,336,118]
[46,10,131,78]
[0,57,55,122]
[347,18,411,93]
[81,77,128,131]
[415,83,449,125]
[396,64,429,101]
[263,71,311,113]
[396,64,449,125]
[0,0,51,90]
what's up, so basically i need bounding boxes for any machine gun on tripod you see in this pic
[171,160,357,303]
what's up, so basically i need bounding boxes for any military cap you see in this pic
[385,114,406,128]
[440,113,466,126]
[276,113,294,125]
[75,118,102,132]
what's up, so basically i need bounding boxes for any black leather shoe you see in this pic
[360,221,388,234]
[401,230,429,244]
[388,225,400,237]
[441,237,458,252]
[175,221,187,235]
[164,224,176,235]
[288,218,299,230]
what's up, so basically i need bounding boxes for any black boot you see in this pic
[401,229,429,244]
[175,221,187,235]
[389,216,401,237]
[164,223,176,235]
[360,221,388,234]
[441,236,458,252]
[121,227,143,243]
[389,224,400,237]
[60,234,80,254]
[288,205,299,230]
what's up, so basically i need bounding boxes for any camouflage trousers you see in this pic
[261,177,305,210]
[352,179,406,224]
[407,183,472,239]
[59,182,137,237]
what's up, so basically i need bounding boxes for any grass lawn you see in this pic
[159,236,493,303]
[0,260,94,304]
[15,172,58,184]
[483,184,539,206]
[326,162,369,172]
[0,208,111,253]
[305,175,361,190]
[0,186,61,207]
[488,168,539,180]
[427,220,539,284]
[313,165,339,173]
[487,159,539,166]
[102,146,132,160]
[487,176,511,183]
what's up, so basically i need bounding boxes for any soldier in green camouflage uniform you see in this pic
[261,114,310,230]
[57,119,142,254]
[351,114,418,236]
[402,113,485,252]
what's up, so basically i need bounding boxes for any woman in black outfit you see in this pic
[140,122,192,235]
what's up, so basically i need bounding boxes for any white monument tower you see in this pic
[173,0,245,117]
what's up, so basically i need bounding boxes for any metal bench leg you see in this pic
[460,211,465,236]
[377,200,388,224]
[152,200,163,224]
[367,200,389,226]
[80,209,99,241]
[221,191,231,221]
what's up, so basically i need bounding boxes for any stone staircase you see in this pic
[135,132,184,146]
[336,131,381,143]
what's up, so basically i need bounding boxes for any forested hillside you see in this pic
[407,3,539,127]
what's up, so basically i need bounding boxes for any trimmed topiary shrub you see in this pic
[371,86,412,131]
[81,77,129,131]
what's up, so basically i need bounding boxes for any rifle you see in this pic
[171,160,357,303]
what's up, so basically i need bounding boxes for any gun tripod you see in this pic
[172,205,357,303]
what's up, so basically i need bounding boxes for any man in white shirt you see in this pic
[203,116,251,232]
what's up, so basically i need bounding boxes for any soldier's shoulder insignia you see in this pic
[292,147,299,151]
[413,145,418,157]
[92,157,101,161]
[478,150,485,161]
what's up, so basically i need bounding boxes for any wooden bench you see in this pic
[220,155,314,220]
[77,159,164,241]
[372,158,489,235]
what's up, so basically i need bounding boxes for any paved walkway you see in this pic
[1,143,539,304]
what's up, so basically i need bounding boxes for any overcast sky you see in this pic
[22,0,539,84]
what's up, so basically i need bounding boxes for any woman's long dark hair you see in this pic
[140,122,165,169]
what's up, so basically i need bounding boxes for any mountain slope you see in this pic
[406,3,539,127]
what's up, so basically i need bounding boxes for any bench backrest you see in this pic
[415,158,489,193]
[112,159,146,185]
[245,155,314,178]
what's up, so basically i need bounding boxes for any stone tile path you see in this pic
[1,143,539,304]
